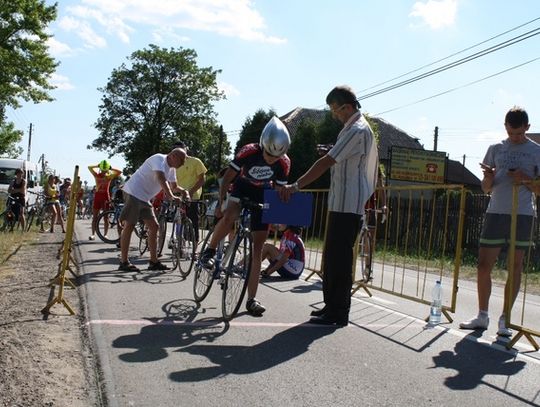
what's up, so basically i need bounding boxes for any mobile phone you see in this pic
[479,162,491,170]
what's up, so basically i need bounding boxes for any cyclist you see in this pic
[200,116,291,316]
[7,168,26,230]
[43,174,65,233]
[88,160,122,240]
[261,225,305,280]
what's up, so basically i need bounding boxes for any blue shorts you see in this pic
[479,213,534,249]
[269,260,301,280]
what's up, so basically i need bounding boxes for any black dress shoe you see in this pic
[309,313,348,327]
[310,307,327,317]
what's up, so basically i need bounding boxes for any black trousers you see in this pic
[322,211,362,316]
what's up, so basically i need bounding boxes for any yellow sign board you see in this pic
[390,147,447,184]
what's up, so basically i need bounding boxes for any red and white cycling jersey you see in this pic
[229,143,290,187]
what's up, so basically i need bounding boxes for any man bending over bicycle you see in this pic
[200,116,291,316]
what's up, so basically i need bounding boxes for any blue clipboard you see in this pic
[262,189,313,227]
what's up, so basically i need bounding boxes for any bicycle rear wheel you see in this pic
[174,218,196,278]
[358,229,373,282]
[222,231,252,321]
[193,230,215,302]
[157,215,167,256]
[96,210,121,244]
[25,207,36,232]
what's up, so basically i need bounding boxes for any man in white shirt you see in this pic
[280,85,379,326]
[119,148,188,271]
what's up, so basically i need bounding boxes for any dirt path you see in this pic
[0,232,100,407]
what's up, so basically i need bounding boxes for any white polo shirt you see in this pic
[123,154,177,203]
[327,112,379,215]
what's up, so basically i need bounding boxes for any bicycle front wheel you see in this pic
[358,229,373,283]
[222,231,252,321]
[157,215,167,256]
[193,230,215,303]
[96,210,121,244]
[175,218,196,278]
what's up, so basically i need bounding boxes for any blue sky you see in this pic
[7,0,540,185]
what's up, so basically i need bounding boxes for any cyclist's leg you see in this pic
[208,201,240,249]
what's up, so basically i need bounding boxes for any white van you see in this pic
[0,158,42,204]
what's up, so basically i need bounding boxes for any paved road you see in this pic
[73,219,540,407]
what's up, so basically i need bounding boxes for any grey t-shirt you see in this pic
[483,138,540,215]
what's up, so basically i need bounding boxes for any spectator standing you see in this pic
[280,85,379,326]
[460,107,540,337]
[173,141,207,244]
[88,160,122,240]
[8,168,26,230]
[118,148,188,271]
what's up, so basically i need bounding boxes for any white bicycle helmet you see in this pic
[260,117,290,157]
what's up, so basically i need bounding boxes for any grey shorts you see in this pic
[119,192,156,225]
[479,213,535,249]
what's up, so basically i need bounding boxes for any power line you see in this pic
[359,16,540,93]
[360,27,540,101]
[374,56,540,116]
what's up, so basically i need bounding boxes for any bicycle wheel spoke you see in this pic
[193,230,215,302]
[222,233,251,320]
[177,218,196,278]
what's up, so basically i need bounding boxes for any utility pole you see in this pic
[433,126,438,151]
[27,123,33,161]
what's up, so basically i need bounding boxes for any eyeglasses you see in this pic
[330,104,347,114]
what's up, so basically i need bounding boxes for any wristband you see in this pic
[291,182,299,192]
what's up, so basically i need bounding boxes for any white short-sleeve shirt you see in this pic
[327,112,379,215]
[123,154,177,203]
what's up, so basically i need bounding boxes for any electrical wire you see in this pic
[375,56,540,116]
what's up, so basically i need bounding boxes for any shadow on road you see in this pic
[432,332,533,403]
[169,324,338,382]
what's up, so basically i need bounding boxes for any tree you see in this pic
[0,0,58,110]
[235,109,276,154]
[0,121,23,158]
[0,0,58,155]
[90,44,225,172]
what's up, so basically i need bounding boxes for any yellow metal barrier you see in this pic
[350,184,467,322]
[42,166,80,315]
[505,181,540,351]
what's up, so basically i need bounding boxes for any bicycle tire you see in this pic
[95,210,121,244]
[193,230,216,303]
[25,207,36,232]
[222,231,252,321]
[0,211,14,232]
[37,206,52,232]
[176,217,196,278]
[358,229,373,282]
[157,215,167,256]
[138,232,148,256]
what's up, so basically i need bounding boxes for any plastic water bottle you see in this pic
[429,280,442,325]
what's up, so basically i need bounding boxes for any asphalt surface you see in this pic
[73,219,540,407]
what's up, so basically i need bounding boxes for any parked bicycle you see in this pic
[95,199,124,244]
[357,207,386,283]
[193,197,259,321]
[0,195,20,232]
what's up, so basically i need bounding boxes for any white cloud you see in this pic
[151,27,191,44]
[409,0,458,29]
[59,16,107,48]
[60,0,285,46]
[50,73,75,91]
[46,37,74,57]
[218,81,240,97]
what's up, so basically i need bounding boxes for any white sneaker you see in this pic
[459,314,489,330]
[89,235,95,241]
[497,316,513,337]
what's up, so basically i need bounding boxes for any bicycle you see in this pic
[192,197,259,321]
[0,195,19,232]
[167,200,205,278]
[357,208,386,283]
[95,200,124,244]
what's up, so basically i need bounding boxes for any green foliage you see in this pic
[0,0,58,110]
[90,44,226,173]
[0,121,23,157]
[235,109,276,155]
